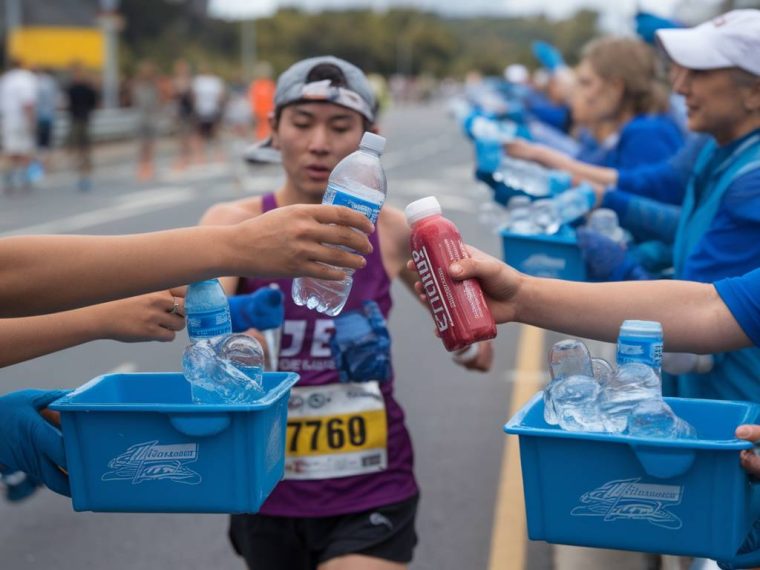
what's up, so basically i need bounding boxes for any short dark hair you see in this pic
[306,63,348,87]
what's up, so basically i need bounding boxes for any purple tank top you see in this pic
[238,193,418,517]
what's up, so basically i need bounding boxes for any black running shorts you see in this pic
[228,494,419,570]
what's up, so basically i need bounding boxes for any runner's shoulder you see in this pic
[378,205,409,237]
[200,196,263,226]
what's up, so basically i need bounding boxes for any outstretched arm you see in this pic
[417,247,751,354]
[0,204,374,317]
[0,291,186,368]
[505,139,619,187]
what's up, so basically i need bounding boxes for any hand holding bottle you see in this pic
[229,204,375,281]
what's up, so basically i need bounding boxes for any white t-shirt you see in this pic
[192,74,224,119]
[0,68,37,128]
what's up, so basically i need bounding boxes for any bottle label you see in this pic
[324,183,382,224]
[411,245,454,333]
[187,308,231,339]
[616,338,663,369]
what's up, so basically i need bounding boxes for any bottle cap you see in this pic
[405,196,442,225]
[359,132,386,155]
[620,320,662,339]
[589,208,619,226]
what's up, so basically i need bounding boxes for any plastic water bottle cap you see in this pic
[360,132,386,155]
[405,196,442,225]
[620,320,662,338]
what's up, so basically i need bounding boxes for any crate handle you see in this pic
[169,413,231,437]
[631,444,696,479]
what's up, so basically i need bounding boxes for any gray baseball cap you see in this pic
[245,56,378,164]
[274,55,378,122]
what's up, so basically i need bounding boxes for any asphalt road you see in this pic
[0,102,551,570]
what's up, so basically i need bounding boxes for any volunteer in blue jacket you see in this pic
[510,36,683,172]
[653,9,760,402]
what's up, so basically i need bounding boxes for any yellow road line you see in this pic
[488,325,547,570]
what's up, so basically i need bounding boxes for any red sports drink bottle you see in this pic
[405,196,497,351]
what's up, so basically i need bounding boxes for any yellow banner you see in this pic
[9,27,104,69]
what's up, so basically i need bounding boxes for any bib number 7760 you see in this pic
[287,415,370,455]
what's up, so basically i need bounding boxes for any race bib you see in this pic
[284,382,388,480]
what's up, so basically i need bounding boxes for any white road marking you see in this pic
[1,187,195,236]
[104,362,139,375]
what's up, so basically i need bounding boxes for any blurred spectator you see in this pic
[172,59,195,169]
[368,72,391,116]
[192,64,225,162]
[248,62,275,141]
[0,59,38,195]
[511,37,682,174]
[225,80,252,140]
[34,67,60,173]
[65,64,98,192]
[131,60,161,181]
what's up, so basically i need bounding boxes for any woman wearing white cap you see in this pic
[643,10,760,405]
[201,56,493,570]
[522,11,760,404]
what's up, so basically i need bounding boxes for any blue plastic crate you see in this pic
[504,392,760,560]
[501,226,587,281]
[50,371,299,513]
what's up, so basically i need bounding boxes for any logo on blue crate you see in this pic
[571,477,683,530]
[102,440,202,486]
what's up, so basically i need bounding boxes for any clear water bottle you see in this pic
[544,339,594,425]
[469,116,519,144]
[588,208,625,244]
[506,195,536,234]
[616,320,663,374]
[627,399,696,439]
[216,334,265,384]
[185,279,232,342]
[530,183,597,235]
[493,156,572,198]
[182,337,265,404]
[292,132,387,316]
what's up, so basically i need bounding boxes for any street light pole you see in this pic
[4,0,22,66]
[241,19,256,81]
[99,0,121,109]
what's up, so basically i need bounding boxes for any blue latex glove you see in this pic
[630,240,674,274]
[576,227,650,282]
[330,301,391,383]
[229,287,285,333]
[635,11,681,44]
[532,41,565,72]
[0,389,70,497]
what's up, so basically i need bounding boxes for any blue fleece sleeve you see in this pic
[615,134,711,205]
[616,162,685,205]
[601,190,681,243]
[715,268,760,349]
